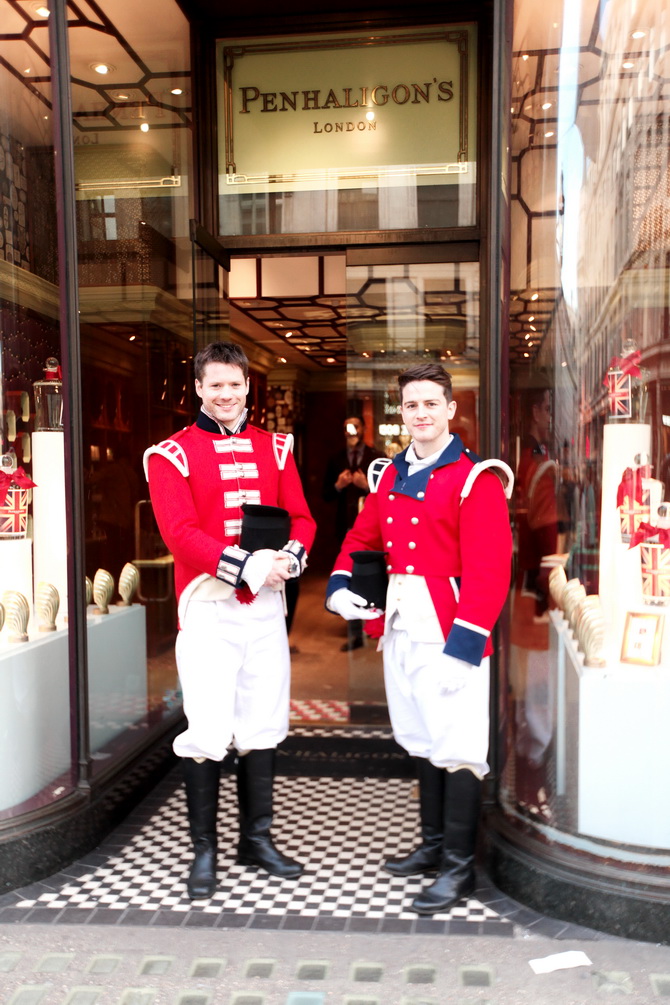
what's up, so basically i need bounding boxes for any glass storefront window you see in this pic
[503,0,670,866]
[70,0,193,769]
[217,26,478,237]
[0,1,74,818]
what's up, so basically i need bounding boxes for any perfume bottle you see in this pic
[33,357,63,431]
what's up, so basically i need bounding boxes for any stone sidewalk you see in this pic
[3,922,670,1004]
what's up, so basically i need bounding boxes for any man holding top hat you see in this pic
[145,342,315,899]
[326,362,513,915]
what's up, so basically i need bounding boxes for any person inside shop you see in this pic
[325,362,513,915]
[510,384,559,820]
[322,414,384,650]
[145,341,316,900]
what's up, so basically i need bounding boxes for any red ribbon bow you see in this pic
[603,350,642,386]
[45,364,62,380]
[629,522,670,549]
[616,467,645,507]
[0,467,37,505]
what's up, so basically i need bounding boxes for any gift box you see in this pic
[619,493,650,543]
[0,486,29,539]
[640,542,670,605]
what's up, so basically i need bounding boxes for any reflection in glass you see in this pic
[504,0,670,858]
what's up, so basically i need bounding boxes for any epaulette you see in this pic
[272,432,294,470]
[368,456,393,493]
[460,458,515,502]
[143,435,189,480]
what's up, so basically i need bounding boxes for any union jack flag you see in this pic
[641,543,670,603]
[619,494,650,541]
[0,487,28,538]
[607,369,632,419]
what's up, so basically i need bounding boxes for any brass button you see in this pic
[387,517,393,524]
[411,517,419,525]
[386,564,393,572]
[406,565,414,573]
[408,541,416,550]
[417,491,425,499]
[386,541,393,548]
[389,494,395,501]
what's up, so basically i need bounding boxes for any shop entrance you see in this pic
[192,237,482,725]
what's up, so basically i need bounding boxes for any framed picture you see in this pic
[620,612,664,666]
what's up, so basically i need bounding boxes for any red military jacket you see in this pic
[145,412,316,614]
[329,434,513,666]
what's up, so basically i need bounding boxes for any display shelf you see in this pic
[550,609,670,847]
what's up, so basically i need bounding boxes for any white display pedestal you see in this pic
[0,538,34,632]
[0,627,70,813]
[87,604,148,752]
[599,424,651,626]
[551,611,670,847]
[32,430,68,622]
[0,604,148,811]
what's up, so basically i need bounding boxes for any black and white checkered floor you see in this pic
[0,730,602,938]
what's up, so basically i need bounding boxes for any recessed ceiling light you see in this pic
[24,68,32,74]
[631,30,646,39]
[545,131,555,138]
[529,324,536,331]
[278,357,287,363]
[140,122,150,132]
[171,87,183,95]
[531,292,539,300]
[524,352,530,358]
[522,54,529,61]
[115,92,129,100]
[542,101,552,109]
[34,4,50,16]
[622,61,634,69]
[528,315,535,322]
[326,357,336,363]
[91,62,114,75]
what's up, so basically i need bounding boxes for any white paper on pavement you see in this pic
[528,951,593,974]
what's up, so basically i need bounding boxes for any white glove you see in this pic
[438,655,473,695]
[242,549,278,594]
[327,588,381,621]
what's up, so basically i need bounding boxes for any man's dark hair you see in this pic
[397,362,453,402]
[194,342,249,382]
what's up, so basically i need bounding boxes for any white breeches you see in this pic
[173,589,290,761]
[383,628,491,777]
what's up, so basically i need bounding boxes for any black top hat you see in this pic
[349,550,388,610]
[240,504,290,552]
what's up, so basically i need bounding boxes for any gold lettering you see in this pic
[343,88,359,108]
[322,89,341,109]
[313,122,322,132]
[335,122,344,132]
[360,87,368,106]
[392,84,410,104]
[239,87,260,113]
[437,80,454,101]
[280,91,298,111]
[302,90,320,109]
[371,85,387,106]
[261,92,277,112]
[411,83,431,103]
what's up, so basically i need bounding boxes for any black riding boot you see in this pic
[410,767,481,915]
[182,757,220,899]
[236,748,303,879]
[384,758,444,876]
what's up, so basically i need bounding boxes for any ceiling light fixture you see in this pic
[522,54,529,61]
[171,87,183,95]
[140,122,150,132]
[92,62,114,75]
[622,61,634,69]
[34,4,50,16]
[542,101,552,110]
[278,357,287,363]
[115,92,130,101]
[528,315,534,322]
[326,357,336,363]
[545,130,555,138]
[531,292,539,301]
[631,30,646,39]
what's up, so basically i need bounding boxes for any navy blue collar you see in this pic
[196,409,248,436]
[391,434,465,499]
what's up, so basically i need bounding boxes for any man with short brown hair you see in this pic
[327,362,513,914]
